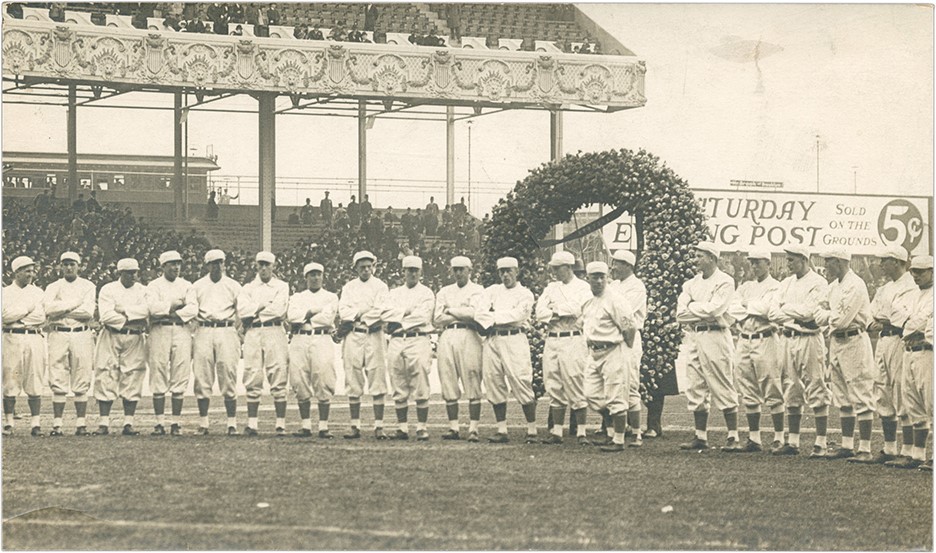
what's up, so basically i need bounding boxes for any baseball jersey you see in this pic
[433,281,484,327]
[534,277,591,332]
[730,275,780,333]
[188,274,245,322]
[383,282,435,332]
[610,274,647,331]
[815,270,872,331]
[338,276,389,326]
[287,288,339,330]
[2,282,45,327]
[146,275,198,323]
[44,276,96,327]
[98,280,149,330]
[768,270,829,331]
[676,269,735,327]
[473,283,534,330]
[903,286,934,345]
[242,276,289,322]
[870,272,917,327]
[582,289,634,343]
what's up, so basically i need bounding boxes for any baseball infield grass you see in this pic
[3,396,932,550]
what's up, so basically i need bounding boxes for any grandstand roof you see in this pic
[2,151,221,171]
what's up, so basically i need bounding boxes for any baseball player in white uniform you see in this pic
[675,241,741,452]
[535,251,591,445]
[868,245,917,463]
[383,255,435,441]
[887,255,933,469]
[190,249,248,435]
[2,256,46,436]
[581,261,636,452]
[44,251,96,436]
[814,249,877,462]
[474,256,538,444]
[338,250,390,440]
[287,262,339,438]
[433,256,485,442]
[768,245,831,457]
[94,258,150,436]
[241,251,290,436]
[609,249,648,446]
[145,250,198,436]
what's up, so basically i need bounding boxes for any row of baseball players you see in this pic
[1,247,644,450]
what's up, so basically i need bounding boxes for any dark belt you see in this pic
[794,319,820,330]
[740,329,774,340]
[444,323,476,331]
[352,326,381,334]
[831,328,863,339]
[109,327,145,335]
[3,328,41,335]
[199,320,235,328]
[548,330,582,339]
[154,321,185,327]
[587,340,616,351]
[906,344,933,352]
[783,329,818,338]
[53,325,90,332]
[391,331,429,339]
[491,328,521,337]
[880,325,903,338]
[692,324,723,332]
[293,328,331,336]
[249,320,283,329]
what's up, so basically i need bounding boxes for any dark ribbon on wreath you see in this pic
[537,204,629,248]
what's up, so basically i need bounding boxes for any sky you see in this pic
[2,3,933,216]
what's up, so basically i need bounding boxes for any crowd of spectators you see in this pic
[408,29,446,47]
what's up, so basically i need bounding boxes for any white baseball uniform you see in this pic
[535,277,591,410]
[383,282,435,406]
[338,276,389,397]
[729,275,783,414]
[241,276,290,401]
[869,271,917,419]
[189,274,245,400]
[433,281,484,402]
[146,275,198,397]
[287,287,339,402]
[474,283,535,406]
[95,280,149,403]
[2,282,46,398]
[898,285,933,428]
[582,287,635,416]
[610,274,647,409]
[44,276,96,400]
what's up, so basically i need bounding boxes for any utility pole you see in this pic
[815,134,820,192]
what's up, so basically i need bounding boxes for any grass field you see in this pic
[3,395,932,550]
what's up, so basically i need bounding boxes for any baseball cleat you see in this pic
[769,440,783,453]
[75,426,89,436]
[415,429,429,441]
[825,447,855,460]
[243,427,258,436]
[524,434,539,444]
[920,459,932,472]
[600,442,626,453]
[2,425,12,436]
[772,443,800,456]
[275,427,287,437]
[741,439,763,453]
[628,437,643,448]
[541,434,563,445]
[886,456,922,469]
[92,426,109,436]
[847,451,876,464]
[624,425,634,438]
[121,424,140,436]
[643,428,662,439]
[808,445,828,459]
[577,435,593,446]
[151,424,166,436]
[49,427,63,437]
[293,428,313,438]
[227,426,239,436]
[467,431,480,443]
[721,437,743,452]
[488,432,509,444]
[195,427,210,436]
[343,427,361,439]
[30,427,44,437]
[318,430,334,439]
[390,429,409,440]
[374,428,390,440]
[869,451,896,464]
[679,438,709,451]
[170,424,182,436]
[441,429,461,440]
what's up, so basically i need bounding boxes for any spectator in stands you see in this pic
[33,190,51,215]
[425,196,440,219]
[319,191,333,228]
[231,24,244,36]
[267,5,280,26]
[207,2,228,34]
[347,195,360,227]
[206,191,219,221]
[424,208,439,236]
[48,2,66,22]
[293,22,308,39]
[6,3,23,19]
[288,208,300,225]
[72,193,86,213]
[309,23,324,40]
[328,21,347,41]
[453,197,468,222]
[408,30,420,45]
[219,188,238,205]
[364,4,379,32]
[446,4,462,41]
[384,207,397,224]
[441,204,453,226]
[360,194,373,221]
[87,190,102,213]
[334,202,346,221]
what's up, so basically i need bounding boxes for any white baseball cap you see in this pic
[402,255,423,269]
[353,250,376,265]
[612,250,636,266]
[256,251,276,264]
[586,261,609,274]
[880,245,909,262]
[11,256,35,273]
[496,257,519,269]
[60,251,81,264]
[204,249,226,264]
[783,244,810,259]
[695,241,720,258]
[159,250,182,265]
[450,256,472,268]
[747,250,772,261]
[117,258,139,272]
[820,249,852,261]
[548,251,575,267]
[910,255,934,270]
[303,262,324,275]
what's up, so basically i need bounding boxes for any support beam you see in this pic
[67,84,77,204]
[258,93,276,252]
[550,110,564,251]
[173,92,184,220]
[445,106,455,207]
[358,100,367,200]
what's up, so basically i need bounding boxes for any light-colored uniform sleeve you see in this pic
[746,282,777,318]
[494,287,534,326]
[43,281,75,320]
[727,283,749,325]
[98,284,127,329]
[146,281,172,318]
[360,281,389,327]
[311,293,339,327]
[71,281,96,321]
[675,281,701,324]
[124,286,150,322]
[235,281,258,320]
[610,292,636,333]
[815,279,864,331]
[534,284,556,323]
[184,282,201,321]
[337,282,358,322]
[432,287,456,327]
[782,278,828,321]
[400,288,435,331]
[687,278,734,321]
[287,293,309,324]
[175,282,198,323]
[257,280,289,322]
[472,287,495,330]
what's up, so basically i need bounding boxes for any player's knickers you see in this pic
[780,334,829,410]
[437,328,482,401]
[243,326,288,401]
[902,349,933,428]
[683,329,738,412]
[192,326,240,399]
[47,329,93,398]
[584,343,630,416]
[289,334,336,402]
[629,332,642,410]
[482,333,534,405]
[735,333,784,413]
[828,333,875,414]
[94,330,146,402]
[543,334,588,410]
[342,330,387,397]
[873,335,905,419]
[388,335,432,404]
[147,325,192,397]
[2,332,46,397]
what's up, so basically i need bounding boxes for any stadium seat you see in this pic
[535,40,561,53]
[63,10,96,26]
[105,14,135,29]
[22,6,51,21]
[460,37,488,49]
[269,25,297,39]
[498,38,522,51]
[147,17,173,32]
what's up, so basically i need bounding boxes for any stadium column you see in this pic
[446,106,455,206]
[258,93,276,252]
[358,100,367,200]
[550,109,564,250]
[67,84,78,205]
[173,92,184,220]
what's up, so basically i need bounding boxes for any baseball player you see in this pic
[287,262,339,438]
[433,256,485,442]
[473,256,537,444]
[145,250,198,436]
[887,255,933,469]
[535,251,591,445]
[675,241,741,452]
[609,249,648,446]
[868,246,917,463]
[94,258,150,436]
[814,249,877,462]
[241,251,290,436]
[190,249,248,435]
[581,261,636,452]
[2,256,46,436]
[44,251,96,436]
[726,250,784,452]
[383,255,435,441]
[338,250,390,439]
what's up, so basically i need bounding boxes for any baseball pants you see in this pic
[828,333,876,414]
[243,326,288,401]
[683,329,738,412]
[628,332,642,410]
[735,333,784,413]
[47,329,93,399]
[342,330,388,397]
[289,334,336,402]
[780,334,830,411]
[543,334,588,410]
[482,333,535,405]
[192,326,240,400]
[437,328,483,401]
[388,335,432,405]
[148,324,192,397]
[2,332,46,397]
[874,335,905,419]
[584,343,631,416]
[94,330,146,402]
[902,349,933,428]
